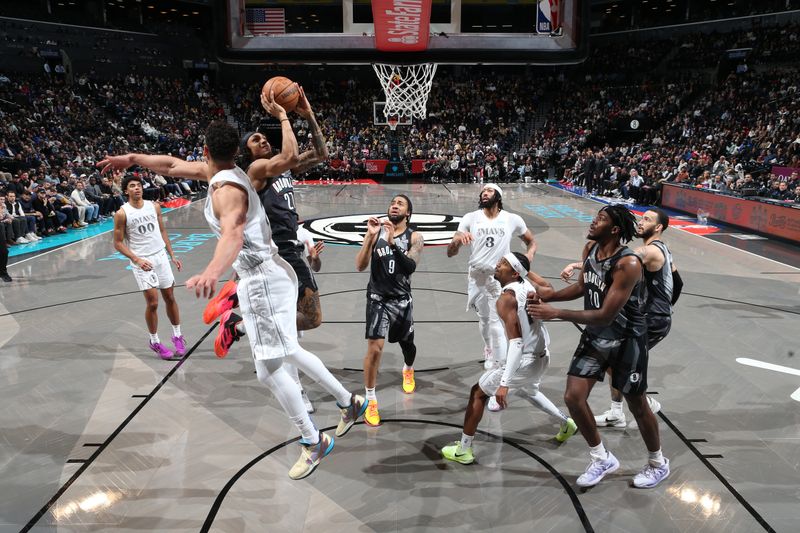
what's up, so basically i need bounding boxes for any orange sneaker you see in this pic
[203,279,239,324]
[364,400,381,427]
[214,310,244,358]
[402,368,416,394]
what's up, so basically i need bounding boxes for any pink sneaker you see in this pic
[172,335,187,357]
[150,341,175,360]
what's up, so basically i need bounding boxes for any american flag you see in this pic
[246,8,286,35]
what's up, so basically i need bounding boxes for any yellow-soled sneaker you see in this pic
[402,368,416,394]
[364,400,381,427]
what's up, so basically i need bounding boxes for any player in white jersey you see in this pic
[184,121,366,480]
[447,184,537,373]
[113,174,185,359]
[441,252,577,465]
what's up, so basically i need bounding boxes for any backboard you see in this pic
[219,0,589,65]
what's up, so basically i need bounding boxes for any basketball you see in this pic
[262,76,300,112]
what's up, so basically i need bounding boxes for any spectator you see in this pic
[5,191,39,243]
[70,180,100,223]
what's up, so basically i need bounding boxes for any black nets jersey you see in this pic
[643,240,674,318]
[257,170,298,246]
[582,243,647,339]
[367,227,414,299]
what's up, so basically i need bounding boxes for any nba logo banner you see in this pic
[536,0,552,34]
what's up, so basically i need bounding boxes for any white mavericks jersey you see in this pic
[458,209,527,270]
[122,201,165,256]
[204,166,278,272]
[503,278,550,355]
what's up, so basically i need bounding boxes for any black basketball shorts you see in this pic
[568,333,649,395]
[278,242,318,299]
[647,314,672,349]
[365,292,414,343]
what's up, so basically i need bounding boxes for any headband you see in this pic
[483,183,503,198]
[504,253,528,278]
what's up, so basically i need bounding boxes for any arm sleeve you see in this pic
[391,244,417,274]
[671,270,683,305]
[500,338,524,387]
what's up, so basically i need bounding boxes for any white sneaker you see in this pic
[79,222,88,227]
[26,233,41,241]
[594,409,627,428]
[487,396,503,412]
[300,389,315,414]
[576,451,620,487]
[16,236,30,244]
[632,458,670,488]
[647,396,661,414]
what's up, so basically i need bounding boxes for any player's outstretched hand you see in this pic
[187,273,217,299]
[97,154,135,175]
[310,241,324,258]
[526,295,559,321]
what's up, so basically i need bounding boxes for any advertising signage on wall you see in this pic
[662,184,800,244]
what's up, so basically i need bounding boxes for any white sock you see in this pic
[610,400,624,413]
[403,364,412,372]
[171,324,181,337]
[235,322,246,334]
[648,449,665,467]
[365,387,377,401]
[589,442,608,461]
[287,346,351,406]
[149,333,160,344]
[459,433,474,451]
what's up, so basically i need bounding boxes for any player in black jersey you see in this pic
[528,205,670,489]
[559,208,684,428]
[355,195,424,426]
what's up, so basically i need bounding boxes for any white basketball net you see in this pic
[372,63,438,122]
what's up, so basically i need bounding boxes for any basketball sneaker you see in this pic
[632,458,670,488]
[203,279,239,324]
[576,451,620,488]
[402,368,416,394]
[288,431,334,480]
[555,418,578,443]
[214,310,244,358]
[441,442,475,465]
[172,335,187,357]
[594,408,627,429]
[336,393,367,437]
[364,399,381,427]
[149,341,174,360]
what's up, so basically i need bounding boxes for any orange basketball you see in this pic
[262,76,300,112]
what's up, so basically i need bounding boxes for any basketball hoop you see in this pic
[387,116,399,131]
[373,63,438,122]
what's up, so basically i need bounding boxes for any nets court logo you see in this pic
[301,213,462,246]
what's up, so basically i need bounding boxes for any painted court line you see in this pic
[736,358,800,403]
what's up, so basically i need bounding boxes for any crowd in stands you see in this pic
[0,72,210,250]
[2,20,800,264]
